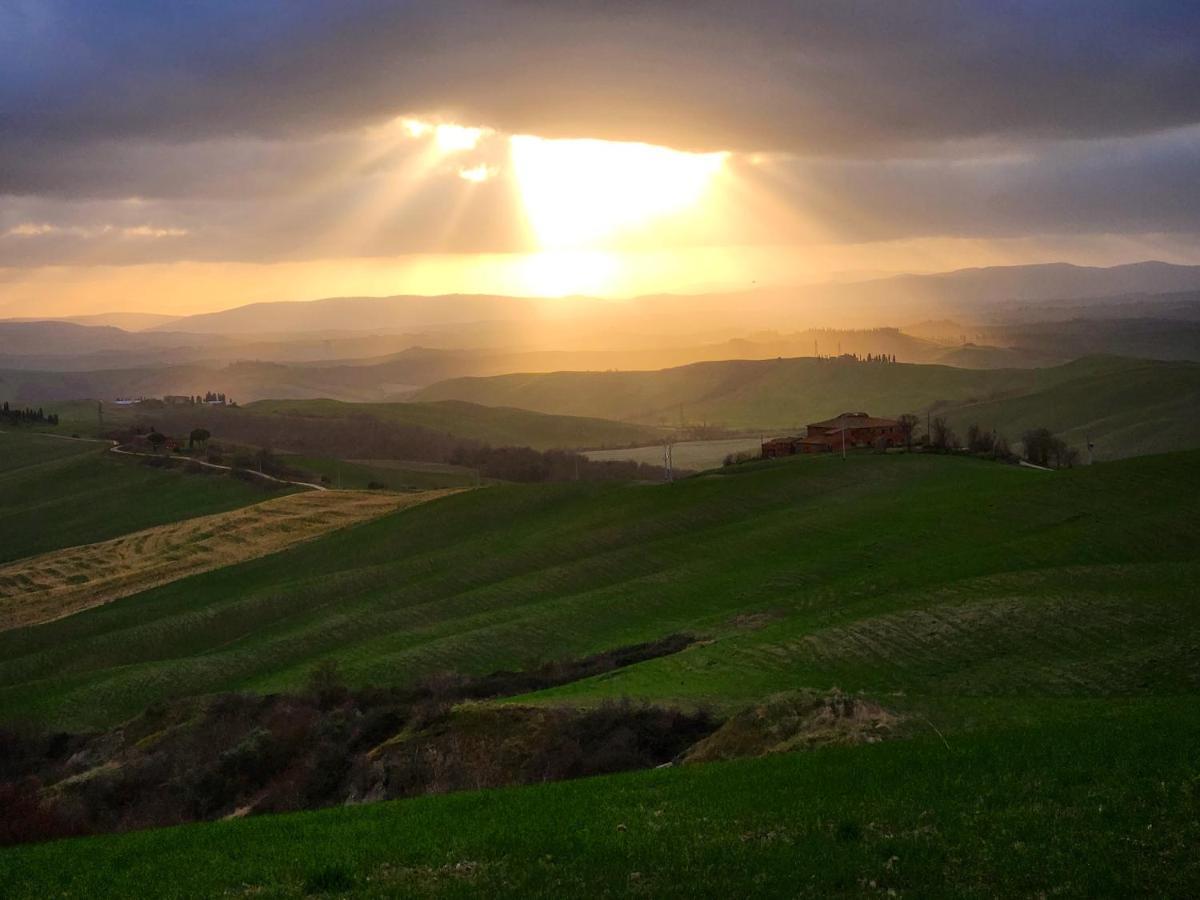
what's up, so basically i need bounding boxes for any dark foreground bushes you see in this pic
[0,636,710,845]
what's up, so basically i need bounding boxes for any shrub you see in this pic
[307,660,349,709]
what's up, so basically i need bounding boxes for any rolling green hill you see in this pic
[414,355,1200,457]
[0,431,289,564]
[1,449,1198,896]
[409,354,1105,427]
[3,449,1196,730]
[244,398,662,450]
[939,357,1200,460]
[277,454,479,491]
[3,697,1197,899]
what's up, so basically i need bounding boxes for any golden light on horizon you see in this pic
[509,135,728,251]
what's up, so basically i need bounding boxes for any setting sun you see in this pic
[509,135,727,251]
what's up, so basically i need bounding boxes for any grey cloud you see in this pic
[3,2,1198,162]
[732,126,1200,242]
[0,150,533,266]
[3,1,1199,266]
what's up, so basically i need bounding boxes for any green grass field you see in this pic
[0,429,99,471]
[2,442,1199,895]
[0,431,289,564]
[412,355,1200,460]
[245,398,664,450]
[279,454,479,490]
[2,697,1196,898]
[940,356,1200,460]
[3,449,1196,730]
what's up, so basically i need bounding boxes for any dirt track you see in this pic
[0,489,460,631]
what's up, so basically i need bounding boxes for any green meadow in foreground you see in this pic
[2,449,1197,729]
[1,446,1198,896]
[0,431,285,564]
[2,697,1196,898]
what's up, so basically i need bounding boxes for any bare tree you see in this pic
[930,417,957,452]
[1021,428,1078,468]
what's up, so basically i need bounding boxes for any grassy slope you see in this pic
[2,698,1196,898]
[244,398,663,450]
[410,355,1128,427]
[0,429,97,472]
[940,356,1200,460]
[0,432,286,565]
[3,449,1197,731]
[413,356,1200,460]
[0,490,438,632]
[3,446,1199,896]
[278,454,479,490]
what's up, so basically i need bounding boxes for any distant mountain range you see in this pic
[141,260,1200,335]
[1,312,181,331]
[2,261,1199,411]
[9,260,1200,343]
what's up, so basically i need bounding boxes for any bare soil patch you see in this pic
[681,690,899,764]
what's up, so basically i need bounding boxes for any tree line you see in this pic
[0,402,59,426]
[905,414,1079,468]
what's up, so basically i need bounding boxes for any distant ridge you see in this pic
[0,312,180,331]
[144,260,1200,335]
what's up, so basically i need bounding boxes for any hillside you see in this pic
[3,449,1196,730]
[0,490,446,632]
[244,398,663,451]
[0,432,287,565]
[142,261,1200,335]
[940,357,1200,461]
[3,699,1196,898]
[414,355,1200,457]
[2,447,1199,894]
[1,448,1197,895]
[411,357,1024,426]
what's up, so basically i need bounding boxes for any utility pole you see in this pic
[841,426,846,460]
[97,400,103,431]
[663,443,673,483]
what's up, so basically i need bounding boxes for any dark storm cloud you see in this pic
[732,126,1200,242]
[4,1,1198,158]
[2,1,1199,264]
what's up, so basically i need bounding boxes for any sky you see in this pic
[2,1,1199,316]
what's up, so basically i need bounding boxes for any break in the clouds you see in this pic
[2,0,1200,270]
